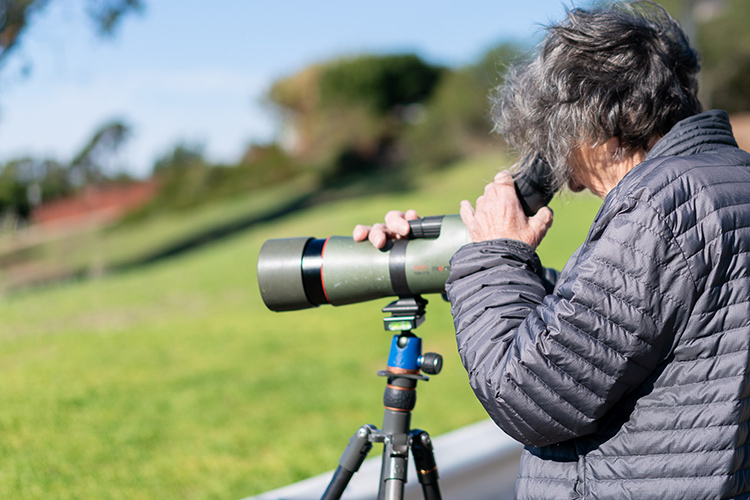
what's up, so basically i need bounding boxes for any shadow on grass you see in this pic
[113,191,317,270]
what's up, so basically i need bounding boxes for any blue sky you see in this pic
[0,0,576,177]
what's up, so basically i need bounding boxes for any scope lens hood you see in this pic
[257,236,317,311]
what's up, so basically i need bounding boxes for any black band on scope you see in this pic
[389,239,410,297]
[301,238,329,306]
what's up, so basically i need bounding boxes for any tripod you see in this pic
[321,296,444,500]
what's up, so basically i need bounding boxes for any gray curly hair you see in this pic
[493,1,702,189]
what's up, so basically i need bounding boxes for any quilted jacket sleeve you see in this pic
[445,199,696,447]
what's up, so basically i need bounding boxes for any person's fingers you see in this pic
[384,210,411,236]
[352,224,371,241]
[527,206,554,245]
[531,206,554,228]
[475,194,485,211]
[483,178,514,200]
[368,223,388,249]
[355,209,420,248]
[459,200,475,226]
[486,176,525,215]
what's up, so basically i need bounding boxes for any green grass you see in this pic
[0,155,601,499]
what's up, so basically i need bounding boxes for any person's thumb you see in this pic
[527,206,554,246]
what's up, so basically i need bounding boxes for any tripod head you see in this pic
[380,296,443,379]
[382,296,427,333]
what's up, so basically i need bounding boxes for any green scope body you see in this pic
[257,157,556,312]
[257,215,470,311]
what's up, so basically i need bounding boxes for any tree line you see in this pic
[2,0,750,227]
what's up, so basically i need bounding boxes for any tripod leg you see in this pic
[321,425,376,500]
[410,429,442,500]
[380,431,410,500]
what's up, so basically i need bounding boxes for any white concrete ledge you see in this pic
[244,419,522,500]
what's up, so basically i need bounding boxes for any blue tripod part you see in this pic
[387,335,422,371]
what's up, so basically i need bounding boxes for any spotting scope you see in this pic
[257,156,555,312]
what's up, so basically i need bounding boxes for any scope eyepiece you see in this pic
[513,155,556,217]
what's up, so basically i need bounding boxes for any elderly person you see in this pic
[354,2,750,499]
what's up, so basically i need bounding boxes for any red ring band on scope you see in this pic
[320,237,331,304]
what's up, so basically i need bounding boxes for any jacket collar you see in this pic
[646,109,738,160]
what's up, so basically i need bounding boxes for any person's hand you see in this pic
[460,172,553,248]
[353,209,420,249]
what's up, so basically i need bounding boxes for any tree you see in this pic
[268,53,445,173]
[656,0,750,111]
[403,42,524,165]
[0,158,34,219]
[69,119,131,185]
[150,142,210,210]
[0,118,134,222]
[0,0,143,71]
[318,54,444,115]
[692,0,750,111]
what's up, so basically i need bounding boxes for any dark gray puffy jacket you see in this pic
[446,110,750,500]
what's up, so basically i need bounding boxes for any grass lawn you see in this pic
[0,155,601,499]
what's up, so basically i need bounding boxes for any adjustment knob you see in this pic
[419,352,443,375]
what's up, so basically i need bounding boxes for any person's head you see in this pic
[493,1,701,195]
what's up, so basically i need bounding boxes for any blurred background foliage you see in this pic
[0,23,528,291]
[0,0,142,67]
[2,0,749,250]
[658,0,750,111]
[0,41,518,238]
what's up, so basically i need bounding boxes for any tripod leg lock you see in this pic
[383,433,410,484]
[338,424,376,472]
[321,425,378,500]
[411,429,440,485]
